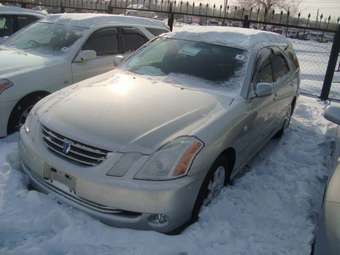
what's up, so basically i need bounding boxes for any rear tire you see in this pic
[7,94,46,135]
[274,103,293,139]
[192,155,232,221]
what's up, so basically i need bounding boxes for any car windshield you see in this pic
[123,37,248,90]
[4,22,87,55]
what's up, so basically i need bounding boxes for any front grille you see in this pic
[41,125,110,167]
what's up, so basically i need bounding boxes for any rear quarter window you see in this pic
[146,27,169,36]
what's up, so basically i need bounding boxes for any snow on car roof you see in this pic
[0,5,46,17]
[167,26,290,49]
[45,13,168,30]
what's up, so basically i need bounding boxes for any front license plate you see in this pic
[43,166,76,194]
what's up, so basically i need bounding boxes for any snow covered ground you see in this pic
[0,95,335,255]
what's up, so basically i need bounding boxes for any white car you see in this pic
[0,5,46,43]
[313,106,340,255]
[19,26,300,233]
[0,13,169,137]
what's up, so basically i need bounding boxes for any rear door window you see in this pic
[119,27,148,53]
[15,15,39,32]
[0,15,14,37]
[82,27,119,56]
[271,52,290,81]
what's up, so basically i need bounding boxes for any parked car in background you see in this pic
[19,26,300,233]
[0,13,169,137]
[0,5,46,43]
[313,106,340,255]
[125,4,158,19]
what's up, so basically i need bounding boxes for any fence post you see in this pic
[285,10,290,36]
[320,25,340,100]
[168,2,174,31]
[243,15,250,28]
[60,0,65,13]
[107,0,113,13]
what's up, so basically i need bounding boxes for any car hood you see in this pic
[0,48,54,77]
[38,71,235,154]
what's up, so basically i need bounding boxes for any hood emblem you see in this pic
[62,140,72,154]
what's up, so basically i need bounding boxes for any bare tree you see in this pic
[238,0,302,17]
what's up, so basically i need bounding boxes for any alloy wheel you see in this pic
[203,166,226,206]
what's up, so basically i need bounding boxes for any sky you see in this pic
[201,0,340,20]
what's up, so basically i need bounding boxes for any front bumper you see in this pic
[19,127,203,233]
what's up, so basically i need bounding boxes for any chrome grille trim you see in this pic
[42,127,107,156]
[41,125,110,167]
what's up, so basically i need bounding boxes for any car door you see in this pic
[246,48,278,149]
[271,48,294,125]
[235,48,278,166]
[71,27,120,82]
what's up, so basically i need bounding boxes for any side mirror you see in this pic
[113,55,125,66]
[324,106,340,125]
[255,82,273,97]
[74,50,97,63]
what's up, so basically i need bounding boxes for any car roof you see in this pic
[165,26,290,50]
[44,13,169,30]
[0,5,46,18]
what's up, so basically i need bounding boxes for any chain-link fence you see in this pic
[1,0,340,101]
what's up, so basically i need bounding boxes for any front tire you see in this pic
[7,94,45,135]
[274,103,293,139]
[192,155,232,221]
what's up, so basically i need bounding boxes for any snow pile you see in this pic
[0,96,335,255]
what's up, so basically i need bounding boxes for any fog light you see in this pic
[148,214,169,225]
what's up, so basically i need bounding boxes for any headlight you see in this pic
[23,108,39,134]
[23,111,34,134]
[134,136,204,180]
[0,79,14,95]
[106,153,142,177]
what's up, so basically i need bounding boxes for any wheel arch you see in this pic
[7,90,50,134]
[218,147,237,178]
[291,96,297,114]
[190,146,237,221]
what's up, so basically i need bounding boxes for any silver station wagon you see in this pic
[19,26,300,233]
